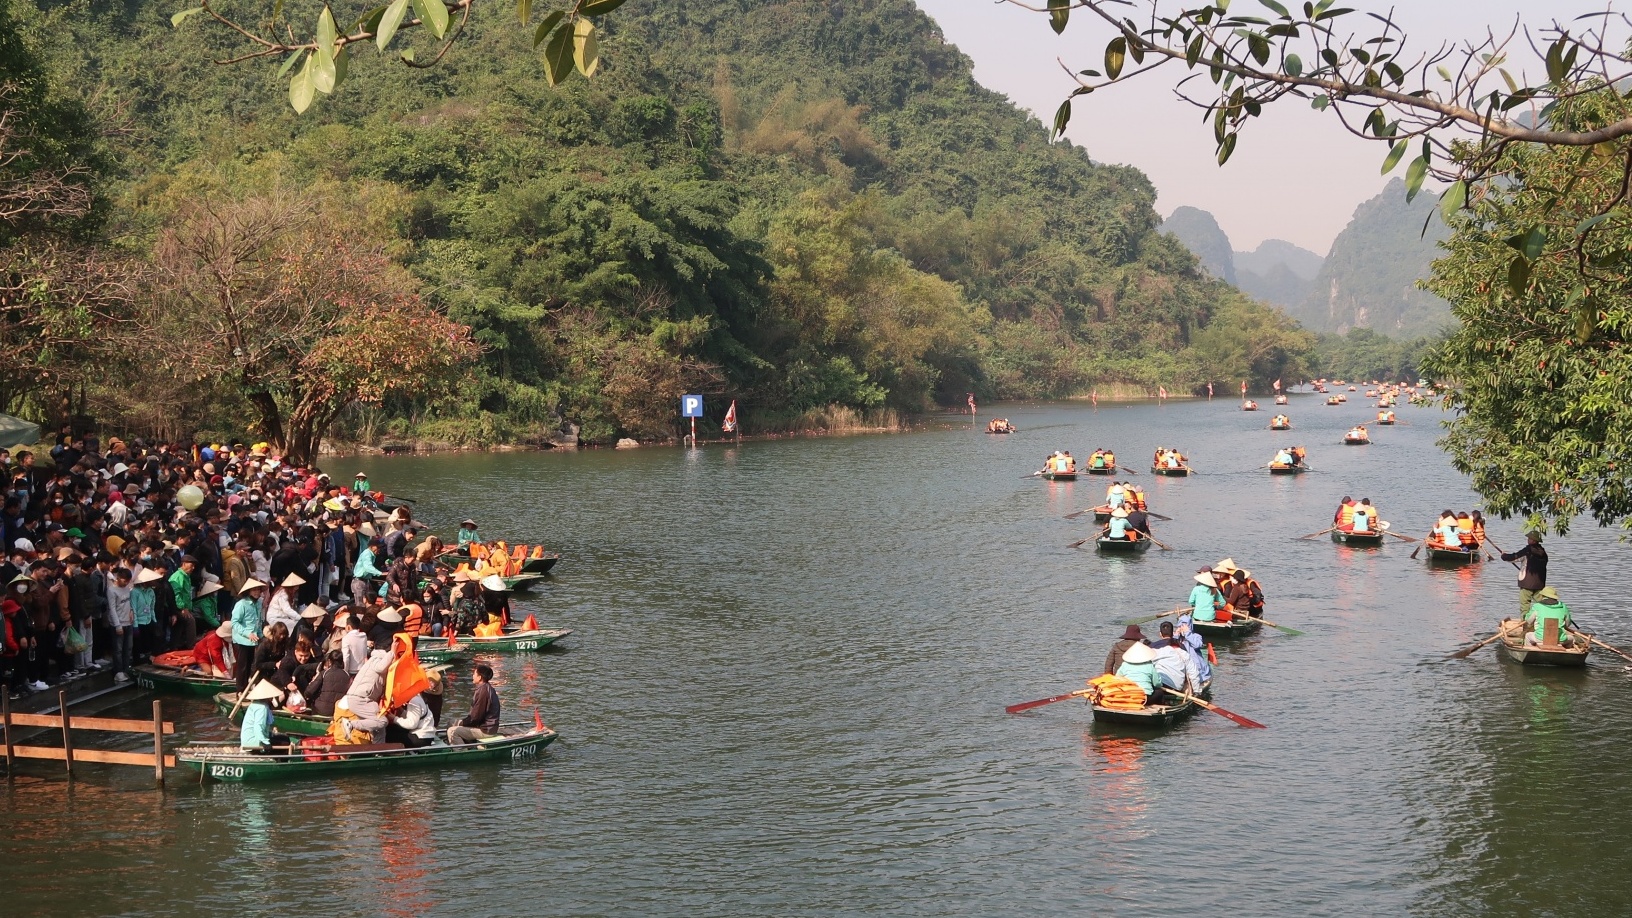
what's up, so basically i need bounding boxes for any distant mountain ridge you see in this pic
[1159,181,1450,338]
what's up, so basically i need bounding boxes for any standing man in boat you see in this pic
[1500,532,1549,615]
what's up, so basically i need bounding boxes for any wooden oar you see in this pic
[227,673,261,723]
[1064,505,1109,520]
[1442,631,1503,660]
[1482,536,1522,570]
[1167,690,1267,728]
[1232,611,1303,636]
[1297,525,1338,540]
[1569,629,1632,665]
[1005,689,1089,714]
[1067,536,1094,549]
[1125,606,1190,626]
[1381,528,1419,543]
[1021,470,1045,479]
[1146,511,1173,521]
[1141,533,1173,551]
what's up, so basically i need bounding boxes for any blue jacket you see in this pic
[1188,583,1223,622]
[240,701,274,748]
[230,596,262,646]
[1115,660,1161,696]
[353,547,384,580]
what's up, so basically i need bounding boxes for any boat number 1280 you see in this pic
[209,765,245,778]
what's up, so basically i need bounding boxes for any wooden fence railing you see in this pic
[2,691,175,783]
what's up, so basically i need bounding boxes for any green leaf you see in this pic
[1545,38,1566,83]
[289,52,316,114]
[517,0,531,24]
[1512,226,1547,260]
[1439,179,1466,220]
[276,48,304,78]
[312,49,337,95]
[1217,132,1238,165]
[1048,0,1069,34]
[314,7,337,87]
[354,5,387,32]
[332,44,348,92]
[580,0,628,14]
[1575,213,1611,236]
[1404,155,1427,202]
[1052,99,1071,137]
[1436,64,1453,82]
[1311,94,1329,110]
[1314,6,1351,21]
[316,6,337,53]
[170,6,203,27]
[543,19,574,86]
[1380,139,1407,174]
[1258,0,1289,17]
[1105,37,1126,80]
[573,17,598,77]
[1185,35,1204,67]
[1507,255,1529,296]
[1284,53,1301,77]
[532,9,563,48]
[376,0,410,50]
[411,0,448,40]
[1247,33,1270,65]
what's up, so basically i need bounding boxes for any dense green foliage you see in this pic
[1424,91,1632,533]
[1311,328,1434,385]
[13,0,1315,445]
[1160,206,1235,283]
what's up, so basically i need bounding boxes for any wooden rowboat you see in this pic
[1498,618,1590,667]
[1091,679,1214,727]
[1151,465,1190,476]
[214,692,333,737]
[1376,419,1395,426]
[1331,529,1385,546]
[1268,464,1306,474]
[1274,394,1289,405]
[438,553,561,575]
[1085,466,1115,476]
[1270,423,1291,430]
[1425,543,1481,565]
[1095,535,1151,553]
[1343,435,1370,445]
[177,728,558,782]
[414,627,573,661]
[134,664,236,698]
[1041,470,1078,481]
[1191,616,1261,641]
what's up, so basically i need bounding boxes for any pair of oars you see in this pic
[1067,529,1172,550]
[1004,686,1265,728]
[1122,605,1303,636]
[1064,506,1172,521]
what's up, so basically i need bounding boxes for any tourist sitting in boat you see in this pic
[250,621,291,690]
[277,634,320,702]
[1243,399,1258,410]
[1272,448,1296,467]
[1523,587,1575,646]
[1127,484,1146,510]
[1104,624,1146,674]
[449,663,502,745]
[986,418,1015,433]
[457,519,481,550]
[308,649,351,717]
[1126,504,1151,539]
[480,574,513,625]
[1162,450,1184,469]
[1346,425,1368,440]
[386,693,439,749]
[240,680,292,753]
[1104,507,1135,541]
[1061,451,1076,473]
[1187,571,1228,622]
[1272,414,1290,427]
[1183,630,1212,682]
[330,644,393,745]
[1433,510,1461,547]
[1113,642,1161,703]
[1152,636,1201,700]
[1088,450,1106,469]
[1350,502,1374,534]
[1225,569,1265,618]
[1106,481,1126,509]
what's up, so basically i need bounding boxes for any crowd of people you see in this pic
[1332,496,1384,534]
[1425,509,1486,552]
[0,428,524,707]
[1152,448,1187,470]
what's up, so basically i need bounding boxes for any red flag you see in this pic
[1207,382,1213,397]
[1158,386,1168,400]
[1240,381,1248,394]
[1273,378,1281,391]
[522,614,539,631]
[722,399,738,433]
[534,710,546,732]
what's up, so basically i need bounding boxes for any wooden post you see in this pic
[2,692,13,777]
[152,700,165,786]
[59,689,73,778]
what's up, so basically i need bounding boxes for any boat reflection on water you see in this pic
[1081,732,1151,841]
[381,803,438,918]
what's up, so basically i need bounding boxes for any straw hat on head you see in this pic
[334,612,351,629]
[1537,586,1561,602]
[1214,558,1238,573]
[300,603,328,620]
[451,569,473,582]
[246,681,283,702]
[279,572,306,588]
[1122,643,1156,664]
[197,581,223,598]
[238,578,267,595]
[135,568,167,586]
[377,608,403,624]
[1111,507,1128,519]
[481,574,507,592]
[359,523,376,538]
[1193,572,1216,588]
[214,621,233,639]
[460,519,477,528]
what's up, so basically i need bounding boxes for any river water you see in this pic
[4,395,1630,916]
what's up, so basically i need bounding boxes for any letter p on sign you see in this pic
[681,395,704,418]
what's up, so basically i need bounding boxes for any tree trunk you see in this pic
[245,388,285,452]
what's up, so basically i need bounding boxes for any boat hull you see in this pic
[1151,466,1190,476]
[1270,424,1291,431]
[1426,545,1480,565]
[1085,467,1115,476]
[1268,465,1305,474]
[1498,621,1590,667]
[1191,617,1262,641]
[1041,471,1078,481]
[415,627,573,661]
[440,553,560,575]
[1331,530,1385,546]
[134,664,236,697]
[1095,536,1151,553]
[177,730,558,782]
[1376,420,1395,426]
[1091,680,1213,726]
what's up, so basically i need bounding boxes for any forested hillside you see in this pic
[11,0,1309,447]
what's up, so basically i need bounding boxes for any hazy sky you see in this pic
[916,1,1575,255]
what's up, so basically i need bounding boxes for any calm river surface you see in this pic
[4,395,1631,916]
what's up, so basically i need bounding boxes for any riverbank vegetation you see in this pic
[1,0,1321,458]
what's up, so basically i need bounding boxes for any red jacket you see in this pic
[192,630,229,673]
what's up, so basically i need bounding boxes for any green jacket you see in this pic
[1526,600,1571,644]
[168,569,194,613]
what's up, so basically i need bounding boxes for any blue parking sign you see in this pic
[681,394,704,418]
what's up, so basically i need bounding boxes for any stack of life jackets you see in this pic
[1085,673,1147,709]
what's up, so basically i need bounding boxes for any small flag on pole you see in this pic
[1091,389,1098,407]
[1273,378,1282,391]
[722,399,738,433]
[1241,380,1248,395]
[1207,382,1213,398]
[1158,386,1167,400]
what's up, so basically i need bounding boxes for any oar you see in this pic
[1381,528,1419,543]
[1569,629,1632,665]
[1442,631,1503,660]
[1232,611,1302,636]
[1067,536,1094,549]
[1141,533,1173,551]
[1410,542,1423,560]
[1167,690,1267,728]
[1005,689,1088,714]
[1146,511,1173,521]
[1064,505,1109,520]
[1297,525,1338,540]
[1124,606,1190,626]
[227,672,261,723]
[1482,536,1522,570]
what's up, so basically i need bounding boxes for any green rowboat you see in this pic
[1191,615,1262,641]
[1041,471,1078,481]
[415,627,572,661]
[177,728,558,782]
[1151,465,1190,476]
[1426,544,1481,565]
[214,692,333,737]
[1331,529,1385,547]
[134,664,236,697]
[439,552,560,575]
[1085,466,1116,476]
[1095,535,1151,554]
[1091,679,1213,727]
[1497,619,1590,667]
